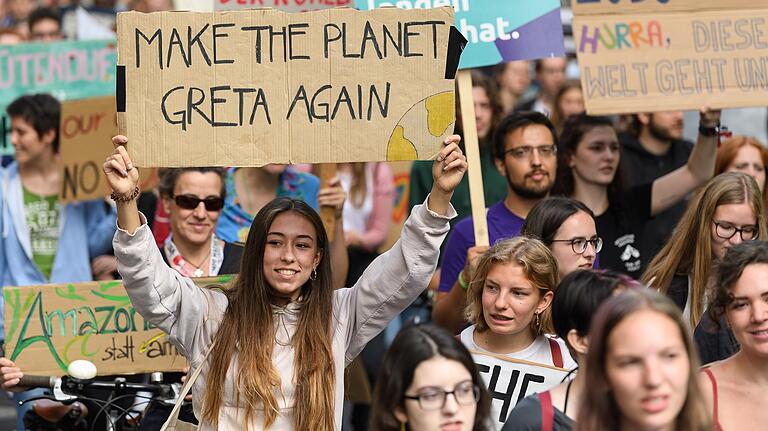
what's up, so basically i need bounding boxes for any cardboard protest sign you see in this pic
[0,40,117,156]
[58,96,158,203]
[572,0,760,15]
[469,349,571,429]
[356,0,565,68]
[3,276,233,376]
[59,97,116,203]
[116,8,462,167]
[573,0,768,114]
[216,0,352,12]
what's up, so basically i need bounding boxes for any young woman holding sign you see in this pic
[699,241,768,431]
[370,324,492,431]
[552,109,720,279]
[102,134,467,430]
[460,236,576,429]
[503,269,640,431]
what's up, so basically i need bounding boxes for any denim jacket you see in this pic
[1,163,116,339]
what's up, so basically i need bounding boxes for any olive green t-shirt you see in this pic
[23,186,61,280]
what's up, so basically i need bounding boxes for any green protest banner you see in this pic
[0,39,117,156]
[3,276,233,376]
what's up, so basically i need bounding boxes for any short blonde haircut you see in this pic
[465,236,560,334]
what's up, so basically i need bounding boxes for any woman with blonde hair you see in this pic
[461,236,576,429]
[642,172,766,335]
[715,135,768,209]
[575,288,711,431]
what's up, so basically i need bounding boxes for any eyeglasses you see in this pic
[712,220,758,241]
[550,237,603,254]
[504,144,557,160]
[173,194,225,211]
[403,381,479,411]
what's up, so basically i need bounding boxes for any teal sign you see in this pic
[355,0,565,69]
[0,39,117,156]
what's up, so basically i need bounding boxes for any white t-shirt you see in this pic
[460,325,576,430]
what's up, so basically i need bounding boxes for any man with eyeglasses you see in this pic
[433,112,558,333]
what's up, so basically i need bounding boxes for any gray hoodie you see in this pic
[113,199,454,430]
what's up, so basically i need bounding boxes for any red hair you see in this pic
[715,135,768,208]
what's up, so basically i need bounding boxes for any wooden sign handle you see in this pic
[319,163,338,242]
[456,70,489,247]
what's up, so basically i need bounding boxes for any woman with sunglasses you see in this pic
[642,172,767,362]
[155,167,237,277]
[370,324,492,431]
[553,110,720,279]
[520,197,601,279]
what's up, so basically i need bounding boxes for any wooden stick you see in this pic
[456,70,490,247]
[318,163,337,242]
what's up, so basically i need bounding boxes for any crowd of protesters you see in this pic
[2,3,768,431]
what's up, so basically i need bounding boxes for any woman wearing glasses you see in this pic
[552,110,720,279]
[642,172,766,363]
[370,324,491,431]
[461,236,576,429]
[520,197,600,279]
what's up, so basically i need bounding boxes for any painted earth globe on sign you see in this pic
[386,91,455,161]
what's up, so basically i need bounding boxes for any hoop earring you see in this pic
[310,268,317,281]
[400,422,406,431]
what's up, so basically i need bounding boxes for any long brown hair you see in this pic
[202,198,336,430]
[575,289,711,431]
[465,236,559,335]
[641,172,767,327]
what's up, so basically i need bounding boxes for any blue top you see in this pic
[438,201,525,292]
[216,166,320,243]
[0,163,116,339]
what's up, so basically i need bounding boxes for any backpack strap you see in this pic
[161,342,216,431]
[538,391,554,431]
[548,338,564,368]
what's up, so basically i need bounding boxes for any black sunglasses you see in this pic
[173,194,224,211]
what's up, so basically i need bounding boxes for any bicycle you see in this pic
[17,360,183,431]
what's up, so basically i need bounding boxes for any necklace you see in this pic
[186,247,212,277]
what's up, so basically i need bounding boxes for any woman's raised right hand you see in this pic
[103,135,140,197]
